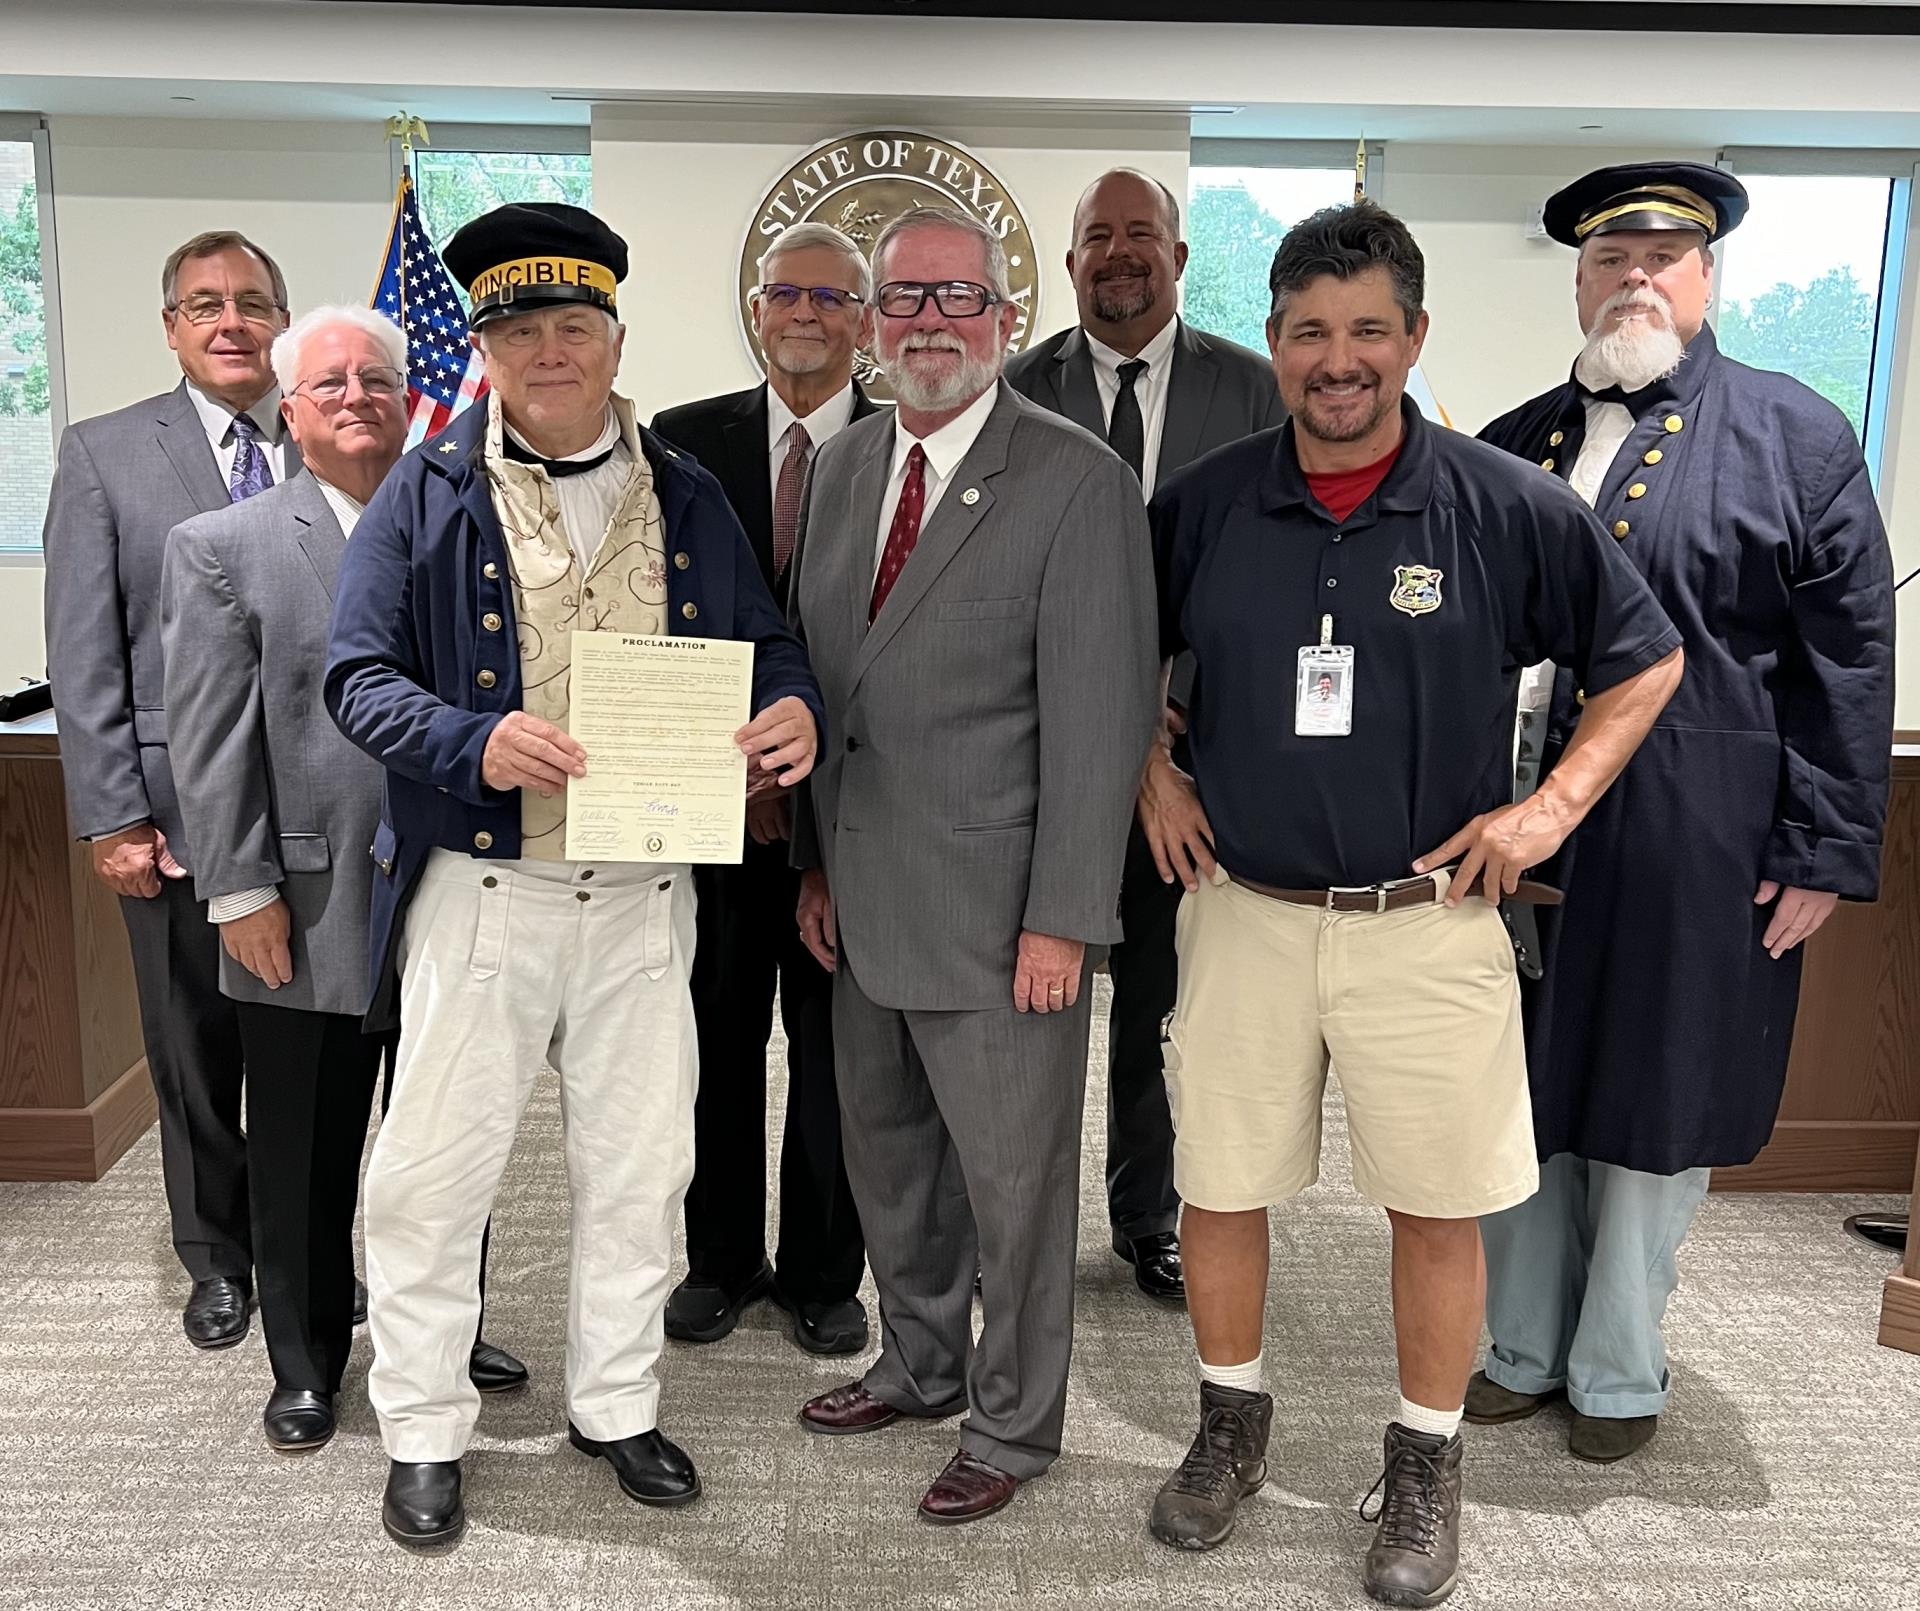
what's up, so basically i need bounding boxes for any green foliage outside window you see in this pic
[1716,266,1875,442]
[0,181,48,418]
[1182,182,1290,355]
[412,149,593,255]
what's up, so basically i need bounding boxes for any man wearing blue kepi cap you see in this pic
[1474,163,1894,1464]
[326,201,825,1548]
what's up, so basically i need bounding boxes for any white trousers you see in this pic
[365,849,698,1462]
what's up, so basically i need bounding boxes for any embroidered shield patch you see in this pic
[1389,565,1444,617]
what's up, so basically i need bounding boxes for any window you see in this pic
[0,120,59,556]
[1714,155,1915,485]
[405,126,592,254]
[1184,142,1375,354]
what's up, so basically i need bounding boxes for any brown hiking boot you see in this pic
[1148,1382,1273,1551]
[1361,1423,1464,1607]
[1463,1369,1562,1426]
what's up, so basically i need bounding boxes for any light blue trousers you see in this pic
[1480,1152,1710,1419]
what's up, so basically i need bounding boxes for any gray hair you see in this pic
[870,208,1012,300]
[1268,200,1425,334]
[162,229,289,312]
[756,222,874,303]
[1073,167,1182,241]
[271,304,408,396]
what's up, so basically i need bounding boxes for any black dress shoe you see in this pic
[664,1262,773,1344]
[383,1460,464,1548]
[183,1277,251,1349]
[568,1423,701,1506]
[772,1289,869,1355]
[1113,1231,1185,1302]
[264,1388,335,1454]
[468,1338,529,1394]
[352,1278,368,1328]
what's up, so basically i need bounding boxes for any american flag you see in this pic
[370,169,488,447]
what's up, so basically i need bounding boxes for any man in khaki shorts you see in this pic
[1136,200,1683,1608]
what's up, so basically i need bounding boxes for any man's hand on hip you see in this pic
[797,868,837,972]
[91,823,164,899]
[1755,881,1839,959]
[1015,931,1085,1015]
[1417,791,1576,906]
[220,898,293,988]
[482,711,587,796]
[739,696,818,798]
[1138,745,1216,893]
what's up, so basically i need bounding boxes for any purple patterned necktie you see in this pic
[228,413,274,502]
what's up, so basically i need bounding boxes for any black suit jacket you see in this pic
[1003,317,1285,488]
[652,379,885,609]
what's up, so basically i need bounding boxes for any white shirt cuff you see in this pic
[209,886,280,924]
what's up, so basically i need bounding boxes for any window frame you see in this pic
[0,114,66,564]
[386,122,591,195]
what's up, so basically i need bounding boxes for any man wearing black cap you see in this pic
[1471,164,1894,1463]
[326,203,825,1547]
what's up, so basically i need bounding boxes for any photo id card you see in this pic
[1295,644,1355,737]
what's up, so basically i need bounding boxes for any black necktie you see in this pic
[1108,358,1148,483]
[502,434,616,478]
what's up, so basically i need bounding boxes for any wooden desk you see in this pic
[0,710,154,1180]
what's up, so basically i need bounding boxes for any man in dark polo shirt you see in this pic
[1137,201,1684,1607]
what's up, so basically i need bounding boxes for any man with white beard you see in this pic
[1473,163,1894,1465]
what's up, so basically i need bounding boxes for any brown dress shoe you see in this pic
[1568,1412,1657,1464]
[1462,1370,1561,1426]
[799,1380,901,1435]
[919,1450,1020,1524]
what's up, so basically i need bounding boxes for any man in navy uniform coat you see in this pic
[1470,163,1894,1463]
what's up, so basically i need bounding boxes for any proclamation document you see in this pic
[565,632,753,863]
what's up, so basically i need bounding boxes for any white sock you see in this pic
[1397,1396,1463,1439]
[1199,1352,1264,1394]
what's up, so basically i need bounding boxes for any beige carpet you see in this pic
[2,979,1917,1611]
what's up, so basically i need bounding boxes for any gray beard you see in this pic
[883,345,1004,411]
[1576,319,1687,395]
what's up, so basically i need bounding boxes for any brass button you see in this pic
[483,561,499,580]
[1627,482,1647,499]
[1549,430,1565,447]
[575,890,591,903]
[379,858,393,875]
[474,830,494,850]
[1643,448,1663,466]
[1612,520,1630,539]
[1540,458,1555,472]
[1575,688,1586,705]
[476,669,497,689]
[681,602,698,620]
[1664,414,1684,434]
[482,875,498,889]
[482,612,502,632]
[674,552,691,571]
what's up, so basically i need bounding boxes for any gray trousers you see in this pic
[832,949,1090,1480]
[1481,1152,1711,1419]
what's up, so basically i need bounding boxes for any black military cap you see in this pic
[443,202,629,326]
[1542,162,1749,249]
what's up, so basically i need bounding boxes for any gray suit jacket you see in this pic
[160,472,381,1016]
[43,381,299,860]
[790,383,1159,1013]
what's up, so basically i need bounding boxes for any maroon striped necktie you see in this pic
[869,443,926,622]
[772,421,810,578]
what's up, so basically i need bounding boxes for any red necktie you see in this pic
[869,442,926,622]
[772,421,810,578]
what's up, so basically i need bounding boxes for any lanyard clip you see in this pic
[1319,612,1333,648]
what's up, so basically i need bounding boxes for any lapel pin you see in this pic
[961,487,980,506]
[438,441,459,454]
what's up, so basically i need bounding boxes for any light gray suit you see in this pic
[791,382,1158,1476]
[42,380,297,1283]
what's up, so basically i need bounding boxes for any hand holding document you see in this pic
[565,632,753,863]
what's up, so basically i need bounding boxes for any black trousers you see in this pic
[686,839,864,1304]
[1103,820,1182,1239]
[119,880,250,1283]
[235,1003,388,1392]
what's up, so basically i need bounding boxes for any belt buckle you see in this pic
[1327,883,1389,914]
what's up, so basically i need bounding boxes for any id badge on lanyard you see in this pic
[1296,612,1354,738]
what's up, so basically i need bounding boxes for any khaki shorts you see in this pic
[1163,868,1539,1220]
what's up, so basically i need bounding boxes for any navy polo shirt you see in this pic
[1151,398,1681,891]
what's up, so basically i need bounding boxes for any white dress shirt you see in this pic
[184,379,289,491]
[1086,314,1179,499]
[210,472,363,926]
[767,380,857,501]
[873,383,1000,582]
[1568,352,1638,510]
[506,407,629,576]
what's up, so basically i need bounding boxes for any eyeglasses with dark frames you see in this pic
[875,281,1002,319]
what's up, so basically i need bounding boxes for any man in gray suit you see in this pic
[43,230,293,1348]
[790,208,1158,1524]
[1005,169,1286,1303]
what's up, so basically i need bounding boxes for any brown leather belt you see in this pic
[1227,870,1563,913]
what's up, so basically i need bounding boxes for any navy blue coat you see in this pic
[324,402,825,1027]
[1481,326,1894,1172]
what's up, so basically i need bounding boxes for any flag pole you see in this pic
[1354,135,1367,205]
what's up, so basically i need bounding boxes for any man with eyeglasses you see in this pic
[650,222,882,1359]
[44,229,293,1351]
[1008,167,1288,1307]
[788,208,1157,1523]
[327,203,822,1548]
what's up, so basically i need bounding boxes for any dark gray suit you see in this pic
[791,383,1157,1475]
[42,380,296,1284]
[1005,317,1285,1243]
[161,470,383,1391]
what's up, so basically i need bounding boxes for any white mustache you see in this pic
[1602,287,1672,324]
